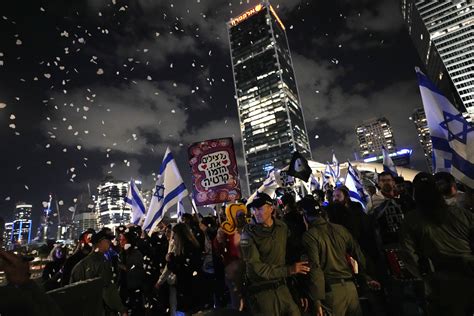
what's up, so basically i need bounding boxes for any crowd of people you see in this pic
[0,171,473,316]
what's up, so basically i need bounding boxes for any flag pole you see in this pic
[187,194,202,222]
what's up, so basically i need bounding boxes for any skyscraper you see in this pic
[401,0,474,118]
[356,117,397,159]
[412,107,433,171]
[12,203,32,247]
[96,177,131,229]
[228,2,311,193]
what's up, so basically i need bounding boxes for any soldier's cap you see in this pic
[247,192,273,209]
[297,195,322,217]
[91,229,114,245]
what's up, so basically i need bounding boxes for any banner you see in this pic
[188,137,241,206]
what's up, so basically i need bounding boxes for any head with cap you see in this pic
[298,195,324,223]
[413,172,447,223]
[246,192,274,226]
[91,228,114,253]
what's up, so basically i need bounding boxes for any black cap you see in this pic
[298,195,322,217]
[91,229,114,245]
[247,192,273,209]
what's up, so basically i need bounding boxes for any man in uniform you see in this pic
[240,192,310,316]
[70,229,128,316]
[301,195,377,316]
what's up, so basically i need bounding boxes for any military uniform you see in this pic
[302,217,366,316]
[240,218,300,316]
[70,251,126,316]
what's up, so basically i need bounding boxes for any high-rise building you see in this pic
[412,107,433,171]
[95,177,131,229]
[3,222,13,249]
[73,212,98,238]
[228,1,312,193]
[11,203,33,247]
[401,0,474,119]
[356,117,397,158]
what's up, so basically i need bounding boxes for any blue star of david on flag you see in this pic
[154,184,165,201]
[439,111,473,144]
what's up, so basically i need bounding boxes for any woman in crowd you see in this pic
[401,172,474,316]
[167,223,203,316]
[118,230,145,315]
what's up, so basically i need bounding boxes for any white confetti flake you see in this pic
[16,39,22,45]
[9,123,16,129]
[97,68,104,75]
[314,135,320,139]
[77,145,82,150]
[146,75,152,80]
[58,200,64,205]
[10,114,15,120]
[24,185,29,190]
[0,102,6,109]
[44,73,51,79]
[46,161,52,165]
[5,196,11,201]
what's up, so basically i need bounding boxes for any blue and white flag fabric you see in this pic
[176,199,185,223]
[323,163,333,188]
[345,162,369,210]
[382,145,398,177]
[332,153,340,179]
[309,173,320,192]
[416,68,474,188]
[143,147,189,233]
[125,180,146,225]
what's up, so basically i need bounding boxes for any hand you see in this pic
[165,252,174,262]
[121,312,129,316]
[316,305,323,316]
[299,297,309,313]
[289,261,310,275]
[0,250,30,286]
[367,279,381,291]
[239,298,245,311]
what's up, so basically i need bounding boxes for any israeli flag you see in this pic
[124,180,146,225]
[309,173,320,192]
[382,145,398,177]
[332,153,340,179]
[176,199,185,222]
[416,68,474,188]
[323,163,334,187]
[143,147,188,233]
[345,162,369,210]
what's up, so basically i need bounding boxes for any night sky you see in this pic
[0,0,427,226]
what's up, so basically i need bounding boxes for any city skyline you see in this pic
[1,0,435,225]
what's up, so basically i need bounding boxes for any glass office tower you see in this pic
[228,1,311,193]
[401,0,474,118]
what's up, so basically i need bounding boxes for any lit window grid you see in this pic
[229,3,311,192]
[409,0,474,116]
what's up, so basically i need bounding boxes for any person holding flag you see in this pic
[124,179,146,225]
[142,147,188,234]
